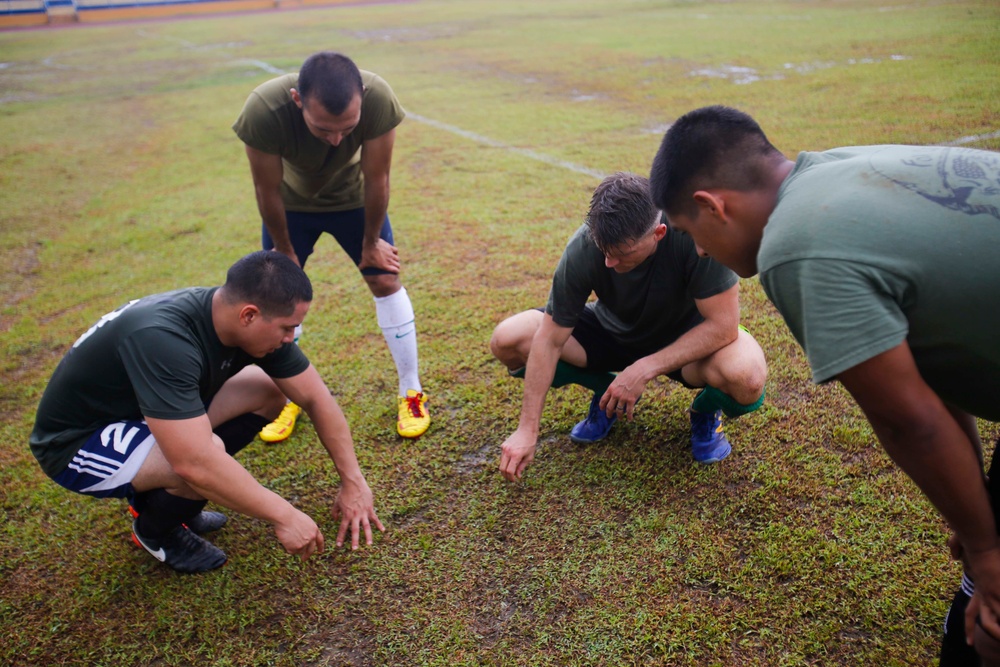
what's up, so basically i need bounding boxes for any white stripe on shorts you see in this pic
[69,449,122,475]
[79,432,156,494]
[69,459,117,476]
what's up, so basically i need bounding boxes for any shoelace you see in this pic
[404,393,425,418]
[692,412,718,440]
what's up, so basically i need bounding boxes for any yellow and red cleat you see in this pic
[259,402,301,443]
[397,390,430,438]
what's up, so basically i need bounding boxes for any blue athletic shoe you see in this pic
[569,393,618,443]
[690,410,732,463]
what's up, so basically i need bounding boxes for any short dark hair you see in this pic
[221,251,312,318]
[298,51,364,115]
[649,105,783,219]
[586,172,660,253]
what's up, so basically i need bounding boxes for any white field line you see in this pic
[237,59,286,75]
[941,130,1000,147]
[405,113,608,180]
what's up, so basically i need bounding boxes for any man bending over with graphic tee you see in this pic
[649,105,1000,665]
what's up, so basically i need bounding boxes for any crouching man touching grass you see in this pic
[30,251,384,573]
[491,172,767,482]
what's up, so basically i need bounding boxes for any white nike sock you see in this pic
[374,286,421,396]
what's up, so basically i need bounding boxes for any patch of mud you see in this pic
[569,90,602,102]
[343,23,461,43]
[641,122,672,135]
[1,242,41,333]
[0,93,46,105]
[299,616,374,667]
[455,441,494,474]
[689,55,912,85]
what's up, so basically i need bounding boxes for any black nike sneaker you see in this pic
[131,519,227,573]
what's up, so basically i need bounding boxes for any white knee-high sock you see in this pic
[374,286,421,396]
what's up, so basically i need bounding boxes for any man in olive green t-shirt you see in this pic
[233,51,429,441]
[650,105,1000,665]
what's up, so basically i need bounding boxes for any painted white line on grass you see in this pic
[942,130,1000,147]
[238,59,287,75]
[406,112,607,180]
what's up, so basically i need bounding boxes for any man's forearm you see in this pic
[638,319,736,379]
[946,404,984,467]
[257,187,294,254]
[362,180,390,246]
[176,446,298,526]
[517,340,561,435]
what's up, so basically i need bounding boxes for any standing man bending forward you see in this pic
[491,172,767,482]
[649,105,1000,664]
[233,51,429,441]
[30,252,383,573]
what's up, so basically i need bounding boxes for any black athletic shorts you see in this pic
[548,306,693,388]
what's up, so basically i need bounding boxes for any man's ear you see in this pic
[692,190,728,222]
[290,88,302,108]
[239,305,261,327]
[651,222,668,242]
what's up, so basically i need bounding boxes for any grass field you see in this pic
[2,0,1000,664]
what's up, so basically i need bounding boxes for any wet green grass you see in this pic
[2,0,999,664]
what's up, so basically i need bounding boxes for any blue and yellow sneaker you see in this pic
[690,410,732,463]
[569,392,618,443]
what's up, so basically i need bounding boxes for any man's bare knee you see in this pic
[211,433,227,451]
[489,324,515,365]
[365,274,401,298]
[717,332,767,403]
[490,312,537,369]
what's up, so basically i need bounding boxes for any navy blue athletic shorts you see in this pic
[51,420,157,499]
[262,207,395,276]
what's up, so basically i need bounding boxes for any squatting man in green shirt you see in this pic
[29,251,384,573]
[491,172,767,482]
[649,105,1000,665]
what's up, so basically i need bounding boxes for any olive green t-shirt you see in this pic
[546,224,738,355]
[30,288,310,477]
[232,70,405,212]
[759,145,1000,420]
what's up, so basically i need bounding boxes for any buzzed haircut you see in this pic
[586,172,661,253]
[298,51,364,115]
[649,105,783,219]
[222,251,312,318]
